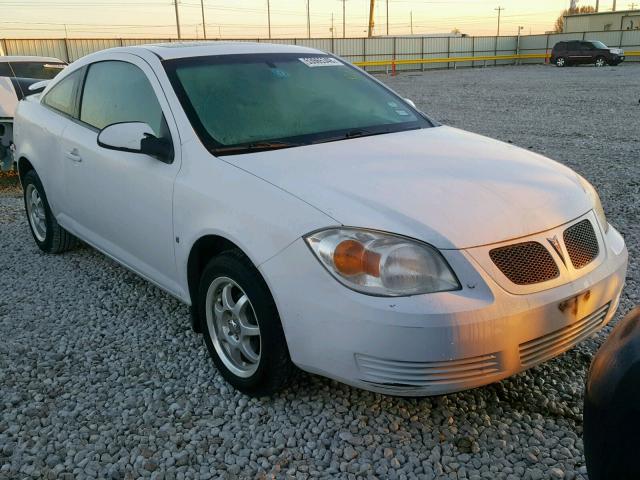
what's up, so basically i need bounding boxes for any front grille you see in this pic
[489,242,559,285]
[563,219,599,269]
[356,353,501,388]
[519,303,610,368]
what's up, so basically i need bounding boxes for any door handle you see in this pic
[65,149,82,163]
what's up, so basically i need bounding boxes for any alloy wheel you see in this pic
[595,58,606,67]
[205,276,261,378]
[556,57,565,67]
[25,183,47,242]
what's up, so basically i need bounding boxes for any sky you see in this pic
[0,0,623,39]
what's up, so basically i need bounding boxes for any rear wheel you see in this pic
[595,56,607,67]
[555,56,566,67]
[22,170,78,253]
[198,250,294,396]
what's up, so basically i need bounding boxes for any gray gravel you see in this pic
[1,63,638,480]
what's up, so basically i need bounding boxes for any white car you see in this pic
[0,56,66,170]
[14,42,627,397]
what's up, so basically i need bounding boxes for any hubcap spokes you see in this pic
[26,184,46,242]
[205,277,261,377]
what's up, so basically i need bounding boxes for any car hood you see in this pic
[223,126,592,249]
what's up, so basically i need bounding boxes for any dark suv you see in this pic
[551,40,625,67]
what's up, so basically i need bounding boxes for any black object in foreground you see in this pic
[584,306,640,480]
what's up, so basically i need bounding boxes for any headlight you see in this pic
[305,228,460,296]
[577,175,609,233]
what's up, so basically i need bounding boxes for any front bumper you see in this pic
[259,223,627,396]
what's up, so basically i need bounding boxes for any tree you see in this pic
[451,28,461,34]
[554,6,596,32]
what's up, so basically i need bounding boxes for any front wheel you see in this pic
[555,56,566,67]
[198,250,295,396]
[22,170,78,253]
[595,56,607,67]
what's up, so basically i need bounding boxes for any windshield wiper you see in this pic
[213,140,299,155]
[311,128,387,145]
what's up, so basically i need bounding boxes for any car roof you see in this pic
[0,55,66,64]
[137,41,324,60]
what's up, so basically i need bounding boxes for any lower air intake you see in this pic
[356,353,501,388]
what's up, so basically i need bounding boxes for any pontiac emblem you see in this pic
[547,235,566,266]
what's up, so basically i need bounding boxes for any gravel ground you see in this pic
[1,64,638,480]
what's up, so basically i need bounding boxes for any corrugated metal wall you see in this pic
[1,31,638,70]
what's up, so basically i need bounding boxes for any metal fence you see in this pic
[1,30,639,72]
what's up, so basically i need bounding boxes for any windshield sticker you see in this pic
[299,57,344,67]
[395,110,409,116]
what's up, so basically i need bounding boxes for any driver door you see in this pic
[60,55,183,296]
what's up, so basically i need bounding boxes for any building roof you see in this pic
[139,41,322,60]
[565,9,640,17]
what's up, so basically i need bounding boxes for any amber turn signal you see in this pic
[333,239,381,277]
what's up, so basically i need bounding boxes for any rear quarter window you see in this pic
[42,69,83,117]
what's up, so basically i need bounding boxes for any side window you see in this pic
[568,41,582,50]
[555,43,566,52]
[80,61,164,136]
[42,69,83,117]
[582,42,594,50]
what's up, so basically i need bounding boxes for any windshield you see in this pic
[9,61,66,80]
[164,53,431,155]
[590,41,608,49]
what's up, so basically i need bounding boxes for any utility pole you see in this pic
[367,0,375,37]
[64,24,68,38]
[174,0,182,39]
[410,11,413,35]
[267,0,272,39]
[630,2,637,9]
[306,0,311,38]
[200,0,207,39]
[386,0,389,35]
[339,0,347,38]
[612,0,617,10]
[516,25,523,64]
[331,12,335,38]
[595,0,599,11]
[494,6,504,36]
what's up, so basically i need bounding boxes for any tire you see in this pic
[198,250,295,396]
[22,169,78,254]
[555,56,566,67]
[595,56,607,67]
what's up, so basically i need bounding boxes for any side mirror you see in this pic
[97,122,173,163]
[26,80,50,95]
[404,98,417,109]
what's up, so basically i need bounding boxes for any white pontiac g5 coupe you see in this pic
[14,42,627,396]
